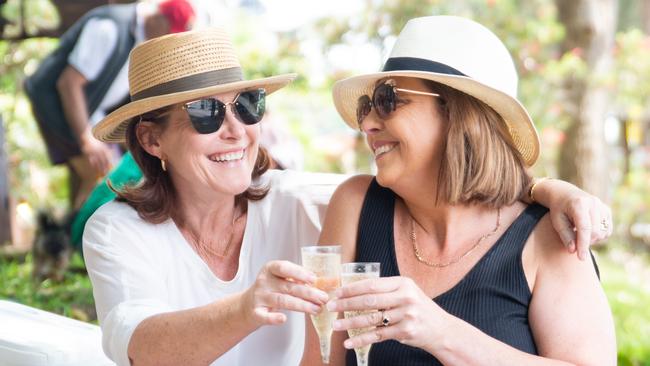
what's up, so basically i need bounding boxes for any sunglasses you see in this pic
[183,88,266,134]
[356,80,440,126]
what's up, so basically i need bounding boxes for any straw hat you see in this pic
[93,28,297,142]
[332,16,540,166]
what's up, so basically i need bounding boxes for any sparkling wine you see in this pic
[302,246,341,364]
[341,263,380,366]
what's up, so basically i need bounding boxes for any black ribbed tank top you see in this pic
[347,179,546,366]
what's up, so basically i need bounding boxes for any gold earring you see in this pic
[161,159,167,172]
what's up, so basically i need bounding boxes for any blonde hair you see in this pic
[425,80,532,207]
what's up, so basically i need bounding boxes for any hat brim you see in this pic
[332,71,540,166]
[93,73,297,143]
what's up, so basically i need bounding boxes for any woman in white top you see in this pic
[85,28,613,366]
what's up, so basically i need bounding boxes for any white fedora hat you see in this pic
[332,15,540,166]
[93,28,297,143]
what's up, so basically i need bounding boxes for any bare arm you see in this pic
[528,216,616,364]
[56,65,112,174]
[129,260,328,366]
[523,177,612,260]
[301,175,372,366]
[128,292,256,365]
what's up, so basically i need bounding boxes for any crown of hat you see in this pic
[127,28,243,101]
[388,16,518,98]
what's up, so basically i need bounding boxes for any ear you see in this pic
[136,121,164,159]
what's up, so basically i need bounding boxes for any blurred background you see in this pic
[0,0,648,364]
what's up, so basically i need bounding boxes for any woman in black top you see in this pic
[302,16,615,365]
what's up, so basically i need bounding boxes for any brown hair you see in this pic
[424,80,532,208]
[112,105,271,224]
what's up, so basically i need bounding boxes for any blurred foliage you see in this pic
[599,250,650,365]
[1,0,59,38]
[0,253,96,322]
[0,0,649,364]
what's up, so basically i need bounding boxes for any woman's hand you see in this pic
[243,260,329,327]
[531,178,613,260]
[327,276,448,355]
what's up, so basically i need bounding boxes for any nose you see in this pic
[218,106,246,139]
[359,111,383,135]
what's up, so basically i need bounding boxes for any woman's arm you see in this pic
[128,293,256,365]
[129,260,327,366]
[525,177,612,260]
[84,209,327,366]
[527,215,616,364]
[301,175,373,366]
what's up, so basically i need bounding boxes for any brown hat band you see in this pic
[131,67,244,101]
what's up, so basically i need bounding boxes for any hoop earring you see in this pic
[161,159,167,172]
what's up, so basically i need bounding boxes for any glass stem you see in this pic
[355,351,369,366]
[320,337,331,364]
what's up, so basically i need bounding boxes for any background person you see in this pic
[24,0,195,210]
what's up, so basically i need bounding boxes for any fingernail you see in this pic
[319,293,329,303]
[310,304,322,314]
[579,250,587,261]
[306,273,317,283]
[326,301,337,311]
[333,320,342,330]
[568,241,576,253]
[343,340,353,349]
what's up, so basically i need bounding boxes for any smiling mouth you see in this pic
[374,143,397,157]
[208,149,245,163]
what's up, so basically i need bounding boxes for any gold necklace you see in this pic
[411,208,501,268]
[185,208,241,258]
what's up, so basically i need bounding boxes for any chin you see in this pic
[225,172,253,194]
[375,167,399,189]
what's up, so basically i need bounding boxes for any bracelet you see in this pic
[529,177,551,203]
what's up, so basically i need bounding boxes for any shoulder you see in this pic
[527,208,600,287]
[88,200,142,226]
[526,207,616,363]
[84,200,162,248]
[323,174,375,219]
[68,18,119,78]
[319,175,375,261]
[331,174,374,201]
[78,18,119,43]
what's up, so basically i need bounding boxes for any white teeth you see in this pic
[374,144,396,157]
[210,150,244,162]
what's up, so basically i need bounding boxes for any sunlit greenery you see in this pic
[0,253,95,322]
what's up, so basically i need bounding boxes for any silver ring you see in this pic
[379,309,390,327]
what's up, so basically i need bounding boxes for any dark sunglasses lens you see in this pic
[235,89,266,125]
[356,95,372,124]
[373,83,396,118]
[186,99,225,134]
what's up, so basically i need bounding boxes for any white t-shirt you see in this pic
[67,3,149,125]
[83,170,346,366]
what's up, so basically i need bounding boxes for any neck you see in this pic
[395,181,497,252]
[173,187,239,239]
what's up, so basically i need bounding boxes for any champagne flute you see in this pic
[341,262,381,366]
[302,245,341,364]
